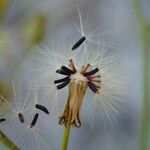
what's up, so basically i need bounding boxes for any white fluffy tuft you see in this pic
[32,8,126,124]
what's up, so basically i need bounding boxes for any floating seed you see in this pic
[0,118,6,123]
[72,36,86,50]
[84,68,99,76]
[88,81,98,93]
[61,66,75,74]
[54,76,70,84]
[57,79,70,90]
[18,113,25,123]
[56,69,71,76]
[30,113,39,128]
[35,104,49,115]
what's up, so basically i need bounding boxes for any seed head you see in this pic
[33,9,125,128]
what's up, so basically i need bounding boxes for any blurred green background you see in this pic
[0,0,149,150]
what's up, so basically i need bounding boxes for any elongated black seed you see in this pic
[84,68,99,76]
[57,79,70,90]
[35,104,49,115]
[88,81,98,93]
[56,69,71,76]
[0,118,6,123]
[61,66,75,74]
[18,113,24,123]
[30,113,39,128]
[72,36,86,50]
[54,76,70,84]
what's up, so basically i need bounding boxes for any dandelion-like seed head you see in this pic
[0,82,52,150]
[54,58,101,127]
[33,8,125,128]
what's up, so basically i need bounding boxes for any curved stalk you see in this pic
[133,0,149,150]
[0,130,19,150]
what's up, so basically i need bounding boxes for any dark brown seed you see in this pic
[72,36,86,50]
[84,68,99,76]
[18,113,24,123]
[30,113,39,128]
[56,69,71,76]
[54,76,70,84]
[57,79,70,90]
[61,66,75,74]
[88,81,98,93]
[0,118,6,123]
[35,104,49,115]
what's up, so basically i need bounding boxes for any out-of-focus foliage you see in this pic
[0,0,8,20]
[0,82,10,106]
[0,0,149,150]
[0,27,7,53]
[23,14,46,47]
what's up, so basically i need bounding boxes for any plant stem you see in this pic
[60,91,72,150]
[60,126,71,150]
[133,0,149,150]
[0,130,19,150]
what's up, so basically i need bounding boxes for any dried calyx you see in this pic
[55,59,101,128]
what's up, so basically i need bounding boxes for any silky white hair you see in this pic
[32,7,126,125]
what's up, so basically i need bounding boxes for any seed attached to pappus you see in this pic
[84,68,99,76]
[88,81,99,93]
[55,59,100,94]
[56,78,71,90]
[56,69,71,76]
[61,66,75,74]
[55,65,76,90]
[30,113,39,128]
[0,118,6,123]
[35,104,49,115]
[18,113,25,123]
[54,76,70,84]
[72,36,86,50]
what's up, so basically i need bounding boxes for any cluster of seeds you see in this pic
[0,7,125,150]
[54,36,101,127]
[54,36,101,94]
[0,104,49,128]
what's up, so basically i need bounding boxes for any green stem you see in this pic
[60,126,71,150]
[0,130,19,150]
[60,90,72,150]
[133,0,149,150]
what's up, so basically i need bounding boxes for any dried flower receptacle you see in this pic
[59,79,87,128]
[56,59,101,127]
